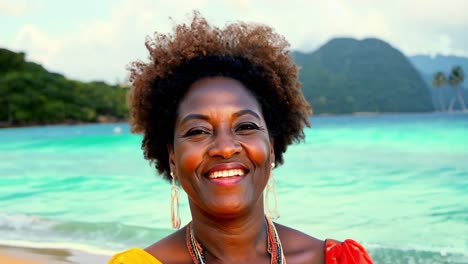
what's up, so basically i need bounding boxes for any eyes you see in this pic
[184,128,210,137]
[183,122,262,138]
[237,122,260,131]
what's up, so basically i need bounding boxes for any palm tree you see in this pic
[432,71,447,111]
[448,66,466,112]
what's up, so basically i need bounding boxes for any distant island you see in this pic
[408,54,468,112]
[2,39,468,127]
[293,38,434,114]
[0,48,128,127]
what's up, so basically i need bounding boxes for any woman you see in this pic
[108,12,372,264]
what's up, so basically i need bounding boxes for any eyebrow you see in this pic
[179,109,261,124]
[180,114,210,124]
[233,109,261,120]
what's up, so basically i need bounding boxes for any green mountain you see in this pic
[0,48,128,127]
[293,38,434,114]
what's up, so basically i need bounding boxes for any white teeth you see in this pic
[209,169,245,178]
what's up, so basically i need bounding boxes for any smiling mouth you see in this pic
[208,169,246,179]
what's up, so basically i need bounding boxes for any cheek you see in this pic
[174,143,203,174]
[244,137,272,166]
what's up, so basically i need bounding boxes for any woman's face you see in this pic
[169,77,274,217]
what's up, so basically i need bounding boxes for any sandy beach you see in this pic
[0,244,110,264]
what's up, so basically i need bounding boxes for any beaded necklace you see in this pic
[185,216,286,264]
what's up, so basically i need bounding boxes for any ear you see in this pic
[167,144,176,177]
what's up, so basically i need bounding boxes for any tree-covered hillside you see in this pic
[0,48,128,127]
[293,38,434,114]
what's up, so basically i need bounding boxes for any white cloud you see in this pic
[0,0,28,16]
[242,0,468,56]
[13,24,62,65]
[5,0,468,83]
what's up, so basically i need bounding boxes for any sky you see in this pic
[1,0,468,84]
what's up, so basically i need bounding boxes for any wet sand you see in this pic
[0,244,110,264]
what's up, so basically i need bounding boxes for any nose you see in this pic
[207,130,241,159]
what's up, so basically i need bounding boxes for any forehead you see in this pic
[177,77,262,116]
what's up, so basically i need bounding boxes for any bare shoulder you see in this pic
[274,222,324,264]
[144,228,191,264]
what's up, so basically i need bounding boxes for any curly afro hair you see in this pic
[128,12,312,181]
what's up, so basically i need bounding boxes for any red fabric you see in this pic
[325,239,373,264]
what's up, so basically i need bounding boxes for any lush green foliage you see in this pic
[432,71,448,111]
[293,38,434,114]
[0,48,128,127]
[432,72,447,87]
[407,55,468,111]
[446,66,467,111]
[448,66,464,86]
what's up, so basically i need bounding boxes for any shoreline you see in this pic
[2,110,468,129]
[0,119,128,129]
[0,244,111,264]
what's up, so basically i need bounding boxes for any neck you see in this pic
[189,200,269,263]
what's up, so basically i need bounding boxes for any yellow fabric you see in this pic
[107,248,162,264]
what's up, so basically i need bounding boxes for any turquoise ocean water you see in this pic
[0,113,467,263]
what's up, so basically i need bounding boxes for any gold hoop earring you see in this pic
[170,172,181,229]
[265,163,280,220]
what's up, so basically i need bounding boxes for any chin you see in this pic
[206,201,248,216]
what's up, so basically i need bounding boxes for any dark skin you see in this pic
[146,77,324,263]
